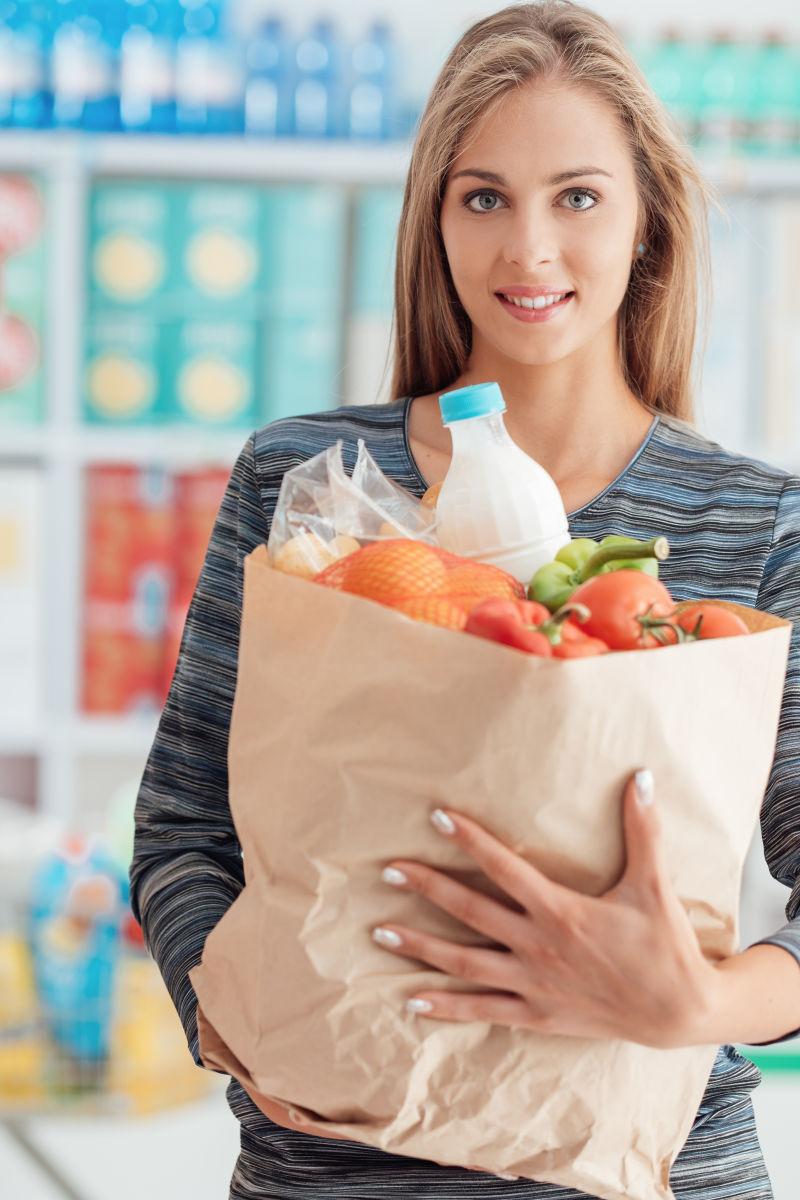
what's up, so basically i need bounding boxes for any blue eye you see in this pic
[463,189,506,213]
[559,188,599,211]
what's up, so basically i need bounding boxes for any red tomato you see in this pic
[670,602,750,641]
[568,570,677,651]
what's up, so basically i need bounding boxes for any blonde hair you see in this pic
[387,0,719,423]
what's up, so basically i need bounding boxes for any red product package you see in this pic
[81,465,173,714]
[160,467,229,701]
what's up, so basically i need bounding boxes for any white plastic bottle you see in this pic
[435,382,571,584]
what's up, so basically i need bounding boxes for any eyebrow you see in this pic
[449,166,614,187]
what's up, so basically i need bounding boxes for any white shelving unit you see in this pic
[1,131,800,822]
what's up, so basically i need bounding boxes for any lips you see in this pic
[496,291,575,323]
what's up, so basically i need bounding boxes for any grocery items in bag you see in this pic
[315,537,524,628]
[191,545,792,1199]
[530,533,669,610]
[267,437,436,579]
[435,382,571,582]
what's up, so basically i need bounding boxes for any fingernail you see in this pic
[372,927,403,948]
[635,768,654,806]
[431,809,456,835]
[381,867,409,887]
[406,998,434,1014]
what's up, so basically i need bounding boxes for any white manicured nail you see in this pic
[406,998,434,1014]
[635,769,655,806]
[431,809,456,835]
[382,867,408,886]
[372,927,403,948]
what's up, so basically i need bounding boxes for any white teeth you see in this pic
[501,292,569,310]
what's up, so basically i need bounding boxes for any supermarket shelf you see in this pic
[1,131,800,191]
[1,426,247,465]
[0,131,412,184]
[0,725,42,756]
[59,716,159,757]
[0,717,160,759]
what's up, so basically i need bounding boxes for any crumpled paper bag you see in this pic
[190,546,791,1200]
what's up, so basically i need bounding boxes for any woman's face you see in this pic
[440,81,642,369]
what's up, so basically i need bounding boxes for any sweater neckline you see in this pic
[398,393,661,520]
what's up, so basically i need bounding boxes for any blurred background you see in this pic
[1,0,799,1196]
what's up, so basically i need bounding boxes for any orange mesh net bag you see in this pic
[314,539,525,630]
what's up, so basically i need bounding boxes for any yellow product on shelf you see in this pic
[89,183,172,309]
[174,183,265,312]
[0,932,47,1108]
[108,954,211,1114]
[84,315,165,425]
[94,233,165,305]
[168,317,259,427]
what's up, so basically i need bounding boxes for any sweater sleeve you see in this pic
[129,434,268,1067]
[743,474,800,1046]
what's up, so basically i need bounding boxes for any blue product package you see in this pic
[51,0,124,131]
[27,836,127,1091]
[119,0,178,133]
[263,184,347,312]
[244,15,291,137]
[263,310,341,421]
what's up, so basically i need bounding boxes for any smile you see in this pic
[496,291,574,323]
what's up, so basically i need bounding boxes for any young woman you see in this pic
[131,3,800,1196]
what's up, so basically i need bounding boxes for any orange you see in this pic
[317,538,448,603]
[438,562,524,610]
[393,596,468,630]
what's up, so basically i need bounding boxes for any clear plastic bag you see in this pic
[267,438,437,579]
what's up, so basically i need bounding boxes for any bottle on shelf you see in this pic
[695,29,752,156]
[243,14,292,138]
[435,382,571,585]
[175,0,244,135]
[344,19,395,142]
[637,27,701,147]
[27,834,127,1094]
[743,31,800,158]
[51,0,124,131]
[290,16,343,139]
[0,0,52,129]
[119,0,178,134]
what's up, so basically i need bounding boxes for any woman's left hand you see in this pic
[372,769,719,1050]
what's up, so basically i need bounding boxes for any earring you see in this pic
[636,242,646,255]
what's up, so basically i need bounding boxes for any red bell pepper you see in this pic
[464,597,608,658]
[464,598,553,656]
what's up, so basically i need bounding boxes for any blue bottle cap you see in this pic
[438,382,505,425]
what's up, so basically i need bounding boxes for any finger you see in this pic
[621,769,669,900]
[428,808,575,917]
[372,925,527,992]
[405,988,537,1028]
[383,860,529,949]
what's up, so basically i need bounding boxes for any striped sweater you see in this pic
[131,396,800,1197]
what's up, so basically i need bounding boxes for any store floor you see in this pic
[1,1073,796,1199]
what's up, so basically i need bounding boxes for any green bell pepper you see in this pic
[529,534,670,612]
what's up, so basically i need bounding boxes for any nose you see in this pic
[501,209,559,271]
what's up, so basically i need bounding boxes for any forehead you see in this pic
[450,81,633,179]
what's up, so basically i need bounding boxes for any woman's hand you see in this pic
[372,769,719,1050]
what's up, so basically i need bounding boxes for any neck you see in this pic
[452,326,651,485]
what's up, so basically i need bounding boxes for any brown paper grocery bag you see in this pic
[190,546,792,1200]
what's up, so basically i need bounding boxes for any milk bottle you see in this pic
[435,382,570,585]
